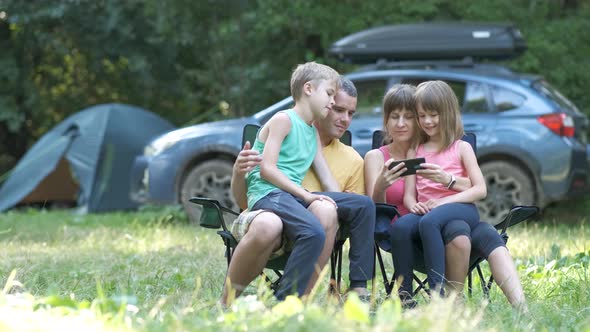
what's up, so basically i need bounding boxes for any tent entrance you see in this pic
[20,158,79,207]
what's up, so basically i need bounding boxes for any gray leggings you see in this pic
[390,203,479,297]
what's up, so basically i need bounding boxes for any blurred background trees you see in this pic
[0,0,589,174]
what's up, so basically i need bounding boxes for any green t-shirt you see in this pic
[246,109,317,209]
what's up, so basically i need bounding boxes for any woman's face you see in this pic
[386,108,416,143]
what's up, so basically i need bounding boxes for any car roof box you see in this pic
[328,22,527,64]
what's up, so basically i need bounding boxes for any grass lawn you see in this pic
[0,200,589,331]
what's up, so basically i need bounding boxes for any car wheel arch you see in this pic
[174,148,238,203]
[478,152,543,204]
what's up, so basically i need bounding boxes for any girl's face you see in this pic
[417,102,440,139]
[387,108,415,143]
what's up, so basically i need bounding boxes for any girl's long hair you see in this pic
[415,80,464,151]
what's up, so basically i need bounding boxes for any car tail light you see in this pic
[537,113,575,137]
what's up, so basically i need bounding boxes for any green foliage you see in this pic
[0,0,589,174]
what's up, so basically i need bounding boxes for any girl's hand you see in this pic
[304,193,337,209]
[379,159,407,188]
[424,198,442,209]
[415,163,452,185]
[410,202,429,215]
[234,141,262,177]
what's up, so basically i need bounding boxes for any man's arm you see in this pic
[230,141,261,210]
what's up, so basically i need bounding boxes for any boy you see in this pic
[245,61,341,300]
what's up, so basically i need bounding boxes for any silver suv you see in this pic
[130,62,589,224]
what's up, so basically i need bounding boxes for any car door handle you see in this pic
[355,129,373,139]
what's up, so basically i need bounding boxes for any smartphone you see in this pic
[387,157,426,176]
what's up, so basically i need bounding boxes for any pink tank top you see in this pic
[379,146,410,218]
[415,140,467,202]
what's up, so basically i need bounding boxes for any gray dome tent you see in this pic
[0,103,175,212]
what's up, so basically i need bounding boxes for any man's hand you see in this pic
[415,163,452,185]
[409,202,429,215]
[233,141,262,178]
[303,192,337,209]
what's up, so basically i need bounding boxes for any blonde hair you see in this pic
[381,84,424,147]
[290,62,340,101]
[414,80,464,151]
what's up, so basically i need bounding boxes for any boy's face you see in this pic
[308,79,337,120]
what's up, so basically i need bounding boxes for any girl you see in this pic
[403,80,486,295]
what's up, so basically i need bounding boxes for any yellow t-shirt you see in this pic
[302,139,365,194]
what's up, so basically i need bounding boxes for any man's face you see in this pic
[317,90,357,139]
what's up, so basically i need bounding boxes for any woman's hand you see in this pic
[415,162,452,185]
[377,159,407,189]
[233,141,262,178]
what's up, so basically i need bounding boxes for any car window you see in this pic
[400,77,467,109]
[353,79,389,116]
[463,82,489,113]
[532,79,579,112]
[490,85,525,112]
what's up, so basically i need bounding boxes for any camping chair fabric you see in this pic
[192,123,353,293]
[371,130,538,297]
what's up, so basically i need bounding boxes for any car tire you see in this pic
[477,161,536,226]
[179,159,237,223]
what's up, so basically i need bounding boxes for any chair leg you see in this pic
[329,251,338,294]
[476,265,491,299]
[337,246,343,293]
[374,244,393,295]
[413,275,429,297]
[467,270,473,297]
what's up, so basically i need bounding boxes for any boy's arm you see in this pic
[311,131,340,192]
[231,141,261,210]
[259,114,312,201]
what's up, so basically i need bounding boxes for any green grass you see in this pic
[0,201,589,331]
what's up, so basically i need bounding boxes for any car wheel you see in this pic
[180,159,237,223]
[477,161,535,226]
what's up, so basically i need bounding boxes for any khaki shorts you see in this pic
[230,209,291,259]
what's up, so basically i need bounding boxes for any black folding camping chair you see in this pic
[371,130,539,298]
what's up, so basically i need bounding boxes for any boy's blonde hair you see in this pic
[290,62,340,101]
[415,80,464,151]
[381,84,423,147]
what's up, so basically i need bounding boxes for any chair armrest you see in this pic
[375,203,400,252]
[494,205,539,233]
[375,203,400,220]
[189,196,239,230]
